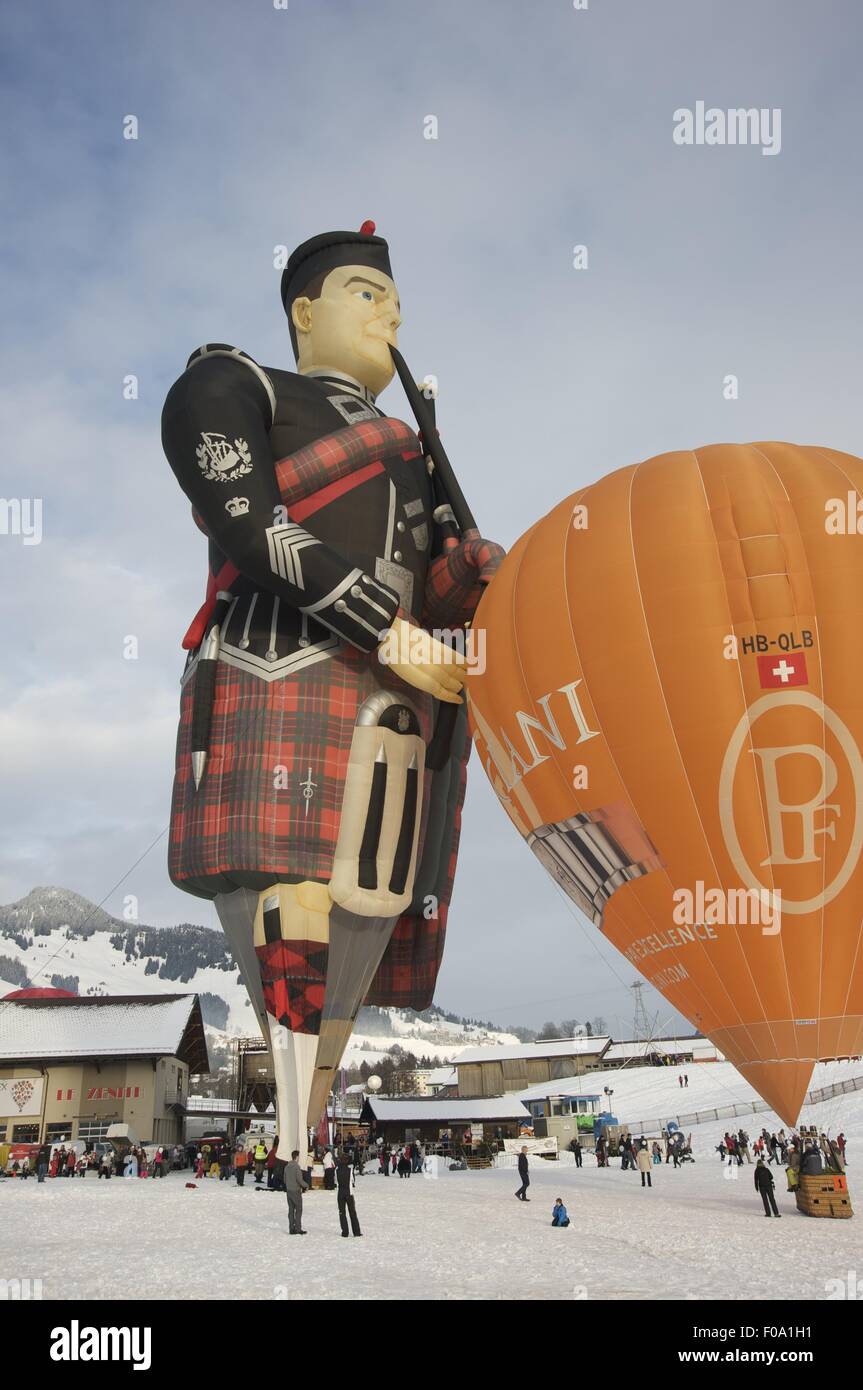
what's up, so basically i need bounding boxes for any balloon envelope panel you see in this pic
[469,442,863,1124]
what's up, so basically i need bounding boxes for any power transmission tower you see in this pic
[630,982,659,1057]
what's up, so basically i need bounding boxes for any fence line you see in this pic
[617,1073,863,1136]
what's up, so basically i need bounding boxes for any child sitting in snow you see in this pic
[551,1198,570,1227]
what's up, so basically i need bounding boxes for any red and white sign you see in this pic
[757,653,808,688]
[0,1078,44,1117]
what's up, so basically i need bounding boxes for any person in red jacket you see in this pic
[65,1148,76,1177]
[234,1146,248,1187]
[266,1136,282,1190]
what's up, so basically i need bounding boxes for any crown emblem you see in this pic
[225,496,250,517]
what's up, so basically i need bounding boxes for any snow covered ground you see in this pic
[555,1058,863,1129]
[3,1104,860,1302]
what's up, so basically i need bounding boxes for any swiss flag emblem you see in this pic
[757,653,808,688]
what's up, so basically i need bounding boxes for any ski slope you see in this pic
[548,1058,863,1132]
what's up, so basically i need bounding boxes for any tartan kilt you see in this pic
[169,643,437,899]
[366,729,470,1010]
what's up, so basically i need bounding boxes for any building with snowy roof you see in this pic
[0,990,209,1150]
[592,1037,723,1068]
[454,1036,612,1098]
[424,1066,458,1095]
[359,1094,531,1145]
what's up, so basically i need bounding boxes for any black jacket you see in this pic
[517,1153,529,1178]
[754,1165,774,1192]
[161,349,439,679]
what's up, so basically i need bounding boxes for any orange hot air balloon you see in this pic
[469,442,863,1125]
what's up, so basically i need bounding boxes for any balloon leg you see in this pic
[253,881,331,1166]
[268,1020,319,1166]
[309,904,399,1126]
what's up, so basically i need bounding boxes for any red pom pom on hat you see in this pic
[359,220,376,236]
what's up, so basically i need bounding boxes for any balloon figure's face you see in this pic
[292,263,401,397]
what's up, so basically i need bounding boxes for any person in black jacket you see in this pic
[754,1159,781,1217]
[336,1152,362,1237]
[515,1147,530,1201]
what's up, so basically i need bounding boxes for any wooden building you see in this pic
[454,1037,611,1098]
[359,1095,531,1146]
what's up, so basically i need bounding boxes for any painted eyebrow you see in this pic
[344,276,388,293]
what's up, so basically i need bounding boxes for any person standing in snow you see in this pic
[515,1146,530,1201]
[253,1139,267,1184]
[323,1147,336,1189]
[234,1145,247,1186]
[737,1129,752,1163]
[754,1158,781,1217]
[551,1198,570,1227]
[569,1138,583,1168]
[336,1151,362,1237]
[266,1137,281,1189]
[284,1150,309,1235]
[636,1144,653,1188]
[36,1143,51,1182]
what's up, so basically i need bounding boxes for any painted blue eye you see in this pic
[356,290,374,302]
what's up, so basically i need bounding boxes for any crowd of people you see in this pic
[715,1123,847,1208]
[1,1140,193,1182]
[4,1116,850,1231]
[591,1130,693,1173]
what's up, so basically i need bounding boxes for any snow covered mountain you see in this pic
[0,887,518,1064]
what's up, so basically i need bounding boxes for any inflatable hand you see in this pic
[379,617,466,703]
[453,528,506,585]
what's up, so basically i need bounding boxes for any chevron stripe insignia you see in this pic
[265,522,320,589]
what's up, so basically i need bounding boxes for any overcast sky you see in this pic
[2,0,862,1034]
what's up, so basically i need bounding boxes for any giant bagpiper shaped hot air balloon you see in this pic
[162,223,503,1163]
[469,442,863,1125]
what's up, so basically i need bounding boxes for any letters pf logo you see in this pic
[719,692,863,914]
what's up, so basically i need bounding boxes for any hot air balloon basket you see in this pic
[795,1174,853,1218]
